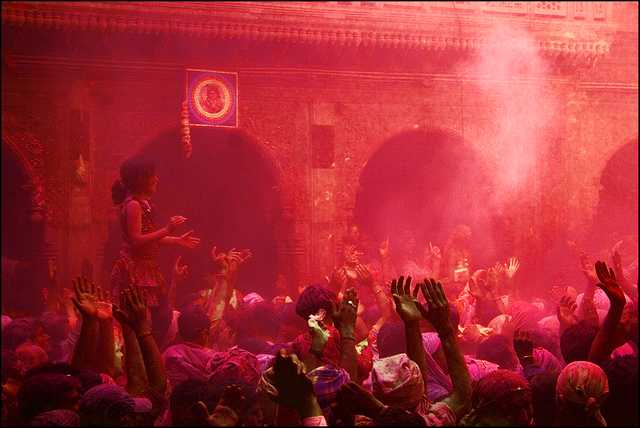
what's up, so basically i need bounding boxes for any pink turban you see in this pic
[556,361,609,426]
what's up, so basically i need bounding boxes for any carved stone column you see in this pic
[66,81,96,281]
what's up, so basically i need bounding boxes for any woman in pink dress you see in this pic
[110,158,200,307]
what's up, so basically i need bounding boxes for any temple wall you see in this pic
[2,1,637,292]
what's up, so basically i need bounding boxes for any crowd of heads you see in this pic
[1,223,638,426]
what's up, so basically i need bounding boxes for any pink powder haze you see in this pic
[462,23,558,205]
[1,1,637,307]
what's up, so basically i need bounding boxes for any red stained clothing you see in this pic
[110,196,164,306]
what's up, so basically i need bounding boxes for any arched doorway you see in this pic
[2,143,45,314]
[103,127,282,298]
[591,139,638,249]
[354,129,495,267]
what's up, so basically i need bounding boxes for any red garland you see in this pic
[180,100,192,159]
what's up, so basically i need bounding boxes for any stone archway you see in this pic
[591,138,638,248]
[103,126,285,298]
[353,128,497,267]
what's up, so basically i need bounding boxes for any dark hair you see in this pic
[601,355,638,426]
[560,320,598,363]
[234,303,279,339]
[24,363,101,394]
[530,371,558,427]
[467,369,532,425]
[295,284,337,320]
[178,304,211,342]
[111,157,156,204]
[476,335,518,370]
[377,321,406,358]
[373,406,427,426]
[18,373,81,422]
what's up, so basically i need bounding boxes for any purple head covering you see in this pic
[307,364,350,412]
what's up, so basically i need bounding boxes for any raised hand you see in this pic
[557,295,578,327]
[418,278,452,333]
[429,242,442,260]
[71,277,111,320]
[177,230,201,249]
[579,252,598,284]
[505,257,520,279]
[611,249,624,274]
[308,316,330,356]
[113,285,151,335]
[513,330,534,366]
[211,245,230,276]
[167,215,187,233]
[227,248,252,272]
[354,263,373,286]
[272,349,315,409]
[492,261,506,277]
[595,260,626,308]
[173,255,189,282]
[390,276,423,324]
[379,237,390,259]
[195,386,244,427]
[333,287,359,338]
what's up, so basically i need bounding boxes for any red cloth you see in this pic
[292,325,372,380]
[206,346,260,389]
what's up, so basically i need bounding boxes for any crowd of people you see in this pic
[1,157,638,426]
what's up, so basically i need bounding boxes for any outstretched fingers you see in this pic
[403,276,412,296]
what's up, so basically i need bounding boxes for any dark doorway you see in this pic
[103,127,281,298]
[1,144,43,259]
[2,143,44,315]
[354,129,495,266]
[591,139,639,248]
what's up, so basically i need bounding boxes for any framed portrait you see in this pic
[186,69,238,128]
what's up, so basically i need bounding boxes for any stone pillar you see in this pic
[309,102,338,281]
[66,81,97,282]
[564,83,591,242]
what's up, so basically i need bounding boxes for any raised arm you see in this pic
[160,230,201,249]
[70,277,110,372]
[588,261,626,364]
[113,310,149,396]
[612,249,637,305]
[365,272,394,334]
[355,264,391,334]
[378,237,396,285]
[333,287,360,381]
[115,285,167,397]
[557,295,579,335]
[579,253,601,327]
[273,349,325,424]
[418,278,472,419]
[390,276,430,388]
